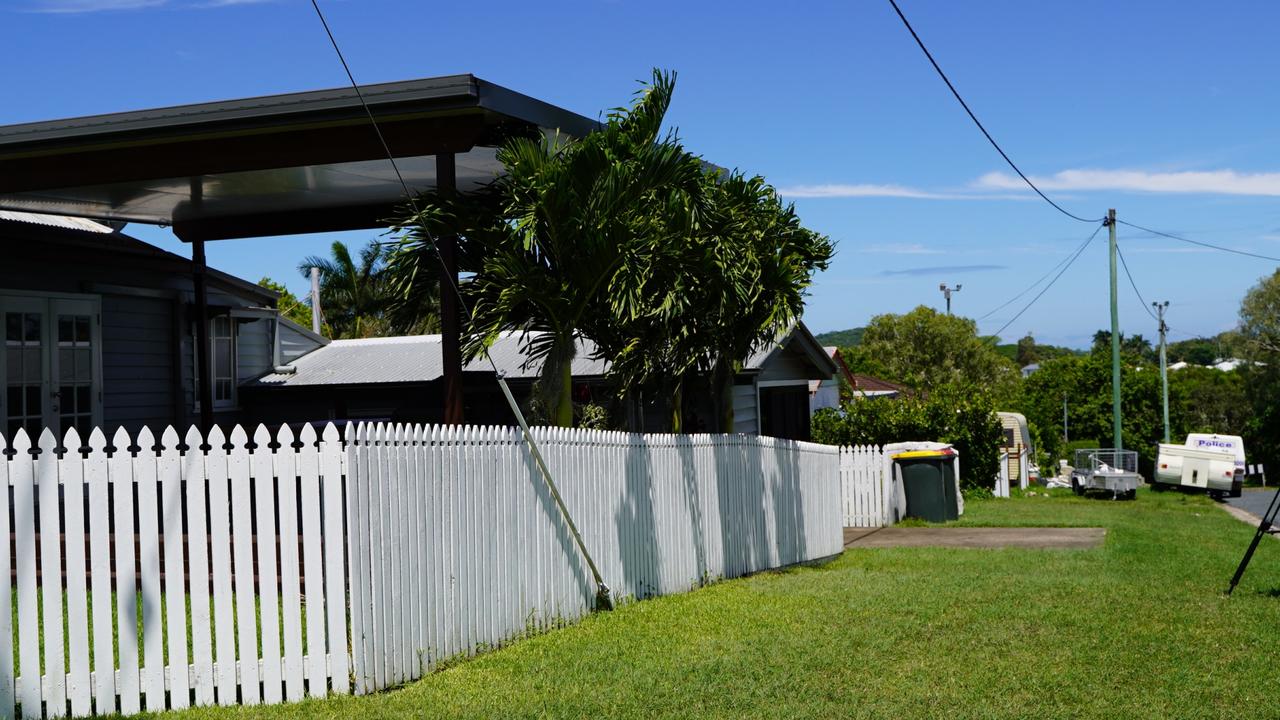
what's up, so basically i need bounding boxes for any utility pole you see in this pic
[1154,300,1170,443]
[1107,209,1122,451]
[310,267,323,335]
[1062,393,1069,445]
[939,283,962,315]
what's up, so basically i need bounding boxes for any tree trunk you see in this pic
[711,357,735,433]
[670,379,683,434]
[554,356,573,427]
[539,335,577,428]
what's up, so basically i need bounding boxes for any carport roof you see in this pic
[0,75,597,241]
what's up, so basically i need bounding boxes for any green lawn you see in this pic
[137,489,1280,719]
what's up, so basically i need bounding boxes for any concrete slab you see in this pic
[843,526,1105,550]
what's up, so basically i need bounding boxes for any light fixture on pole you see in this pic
[939,283,961,315]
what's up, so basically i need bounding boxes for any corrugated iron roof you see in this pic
[0,210,111,233]
[250,332,608,387]
[250,321,834,388]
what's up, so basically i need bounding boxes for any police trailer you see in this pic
[1153,433,1245,498]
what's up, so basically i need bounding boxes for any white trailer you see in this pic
[1070,448,1140,500]
[1154,438,1243,498]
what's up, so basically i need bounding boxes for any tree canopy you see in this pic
[388,69,831,428]
[840,306,1020,403]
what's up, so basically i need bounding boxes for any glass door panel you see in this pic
[0,295,101,441]
[2,298,49,440]
[53,304,97,439]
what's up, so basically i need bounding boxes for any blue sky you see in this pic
[4,0,1279,348]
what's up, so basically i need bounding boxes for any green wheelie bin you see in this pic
[894,449,959,522]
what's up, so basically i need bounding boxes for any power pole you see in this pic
[1154,300,1170,443]
[939,283,962,315]
[1107,208,1122,451]
[1062,393,1069,444]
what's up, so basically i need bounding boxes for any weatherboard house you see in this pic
[0,213,835,441]
[0,75,834,441]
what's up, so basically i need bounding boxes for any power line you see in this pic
[1114,242,1159,321]
[884,0,1103,224]
[1117,219,1280,263]
[986,222,1104,340]
[977,232,1098,321]
[307,0,614,609]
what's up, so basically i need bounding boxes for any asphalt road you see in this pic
[1223,488,1280,519]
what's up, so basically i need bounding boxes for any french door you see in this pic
[1,293,102,441]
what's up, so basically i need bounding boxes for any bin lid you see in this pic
[893,449,955,460]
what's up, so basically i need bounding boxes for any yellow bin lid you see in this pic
[892,449,953,460]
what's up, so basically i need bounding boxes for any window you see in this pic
[211,315,234,404]
[5,311,43,439]
[195,314,236,409]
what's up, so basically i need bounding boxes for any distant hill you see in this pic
[814,327,864,347]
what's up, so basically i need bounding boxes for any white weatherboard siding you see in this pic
[0,423,842,717]
[732,385,758,434]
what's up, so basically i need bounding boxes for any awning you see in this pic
[0,74,596,241]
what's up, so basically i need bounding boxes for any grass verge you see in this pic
[136,489,1280,719]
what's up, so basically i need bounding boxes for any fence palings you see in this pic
[0,423,844,717]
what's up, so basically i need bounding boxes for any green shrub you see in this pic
[813,382,1004,489]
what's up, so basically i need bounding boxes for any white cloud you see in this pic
[860,243,943,255]
[776,183,948,199]
[28,0,166,11]
[775,183,1030,201]
[975,168,1280,196]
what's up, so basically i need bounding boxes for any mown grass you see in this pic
[136,489,1280,719]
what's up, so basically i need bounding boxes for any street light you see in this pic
[939,283,962,315]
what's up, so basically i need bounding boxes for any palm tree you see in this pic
[597,171,833,431]
[393,70,705,426]
[298,240,389,338]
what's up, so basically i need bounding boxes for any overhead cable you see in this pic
[987,222,1104,340]
[977,231,1099,321]
[1114,243,1160,321]
[885,0,1104,224]
[307,0,614,610]
[1117,219,1280,263]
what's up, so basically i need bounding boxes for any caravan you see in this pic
[1153,434,1245,498]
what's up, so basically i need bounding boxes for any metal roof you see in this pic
[250,332,608,387]
[0,210,111,233]
[250,322,835,388]
[0,75,597,242]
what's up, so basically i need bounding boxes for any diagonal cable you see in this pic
[1114,242,1159,321]
[977,231,1099,321]
[308,0,613,609]
[986,222,1104,340]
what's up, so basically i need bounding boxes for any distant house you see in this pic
[850,374,907,399]
[0,213,324,439]
[248,324,837,440]
[810,346,854,412]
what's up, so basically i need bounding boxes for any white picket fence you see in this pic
[838,445,898,527]
[345,425,843,695]
[0,424,350,719]
[0,423,843,717]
